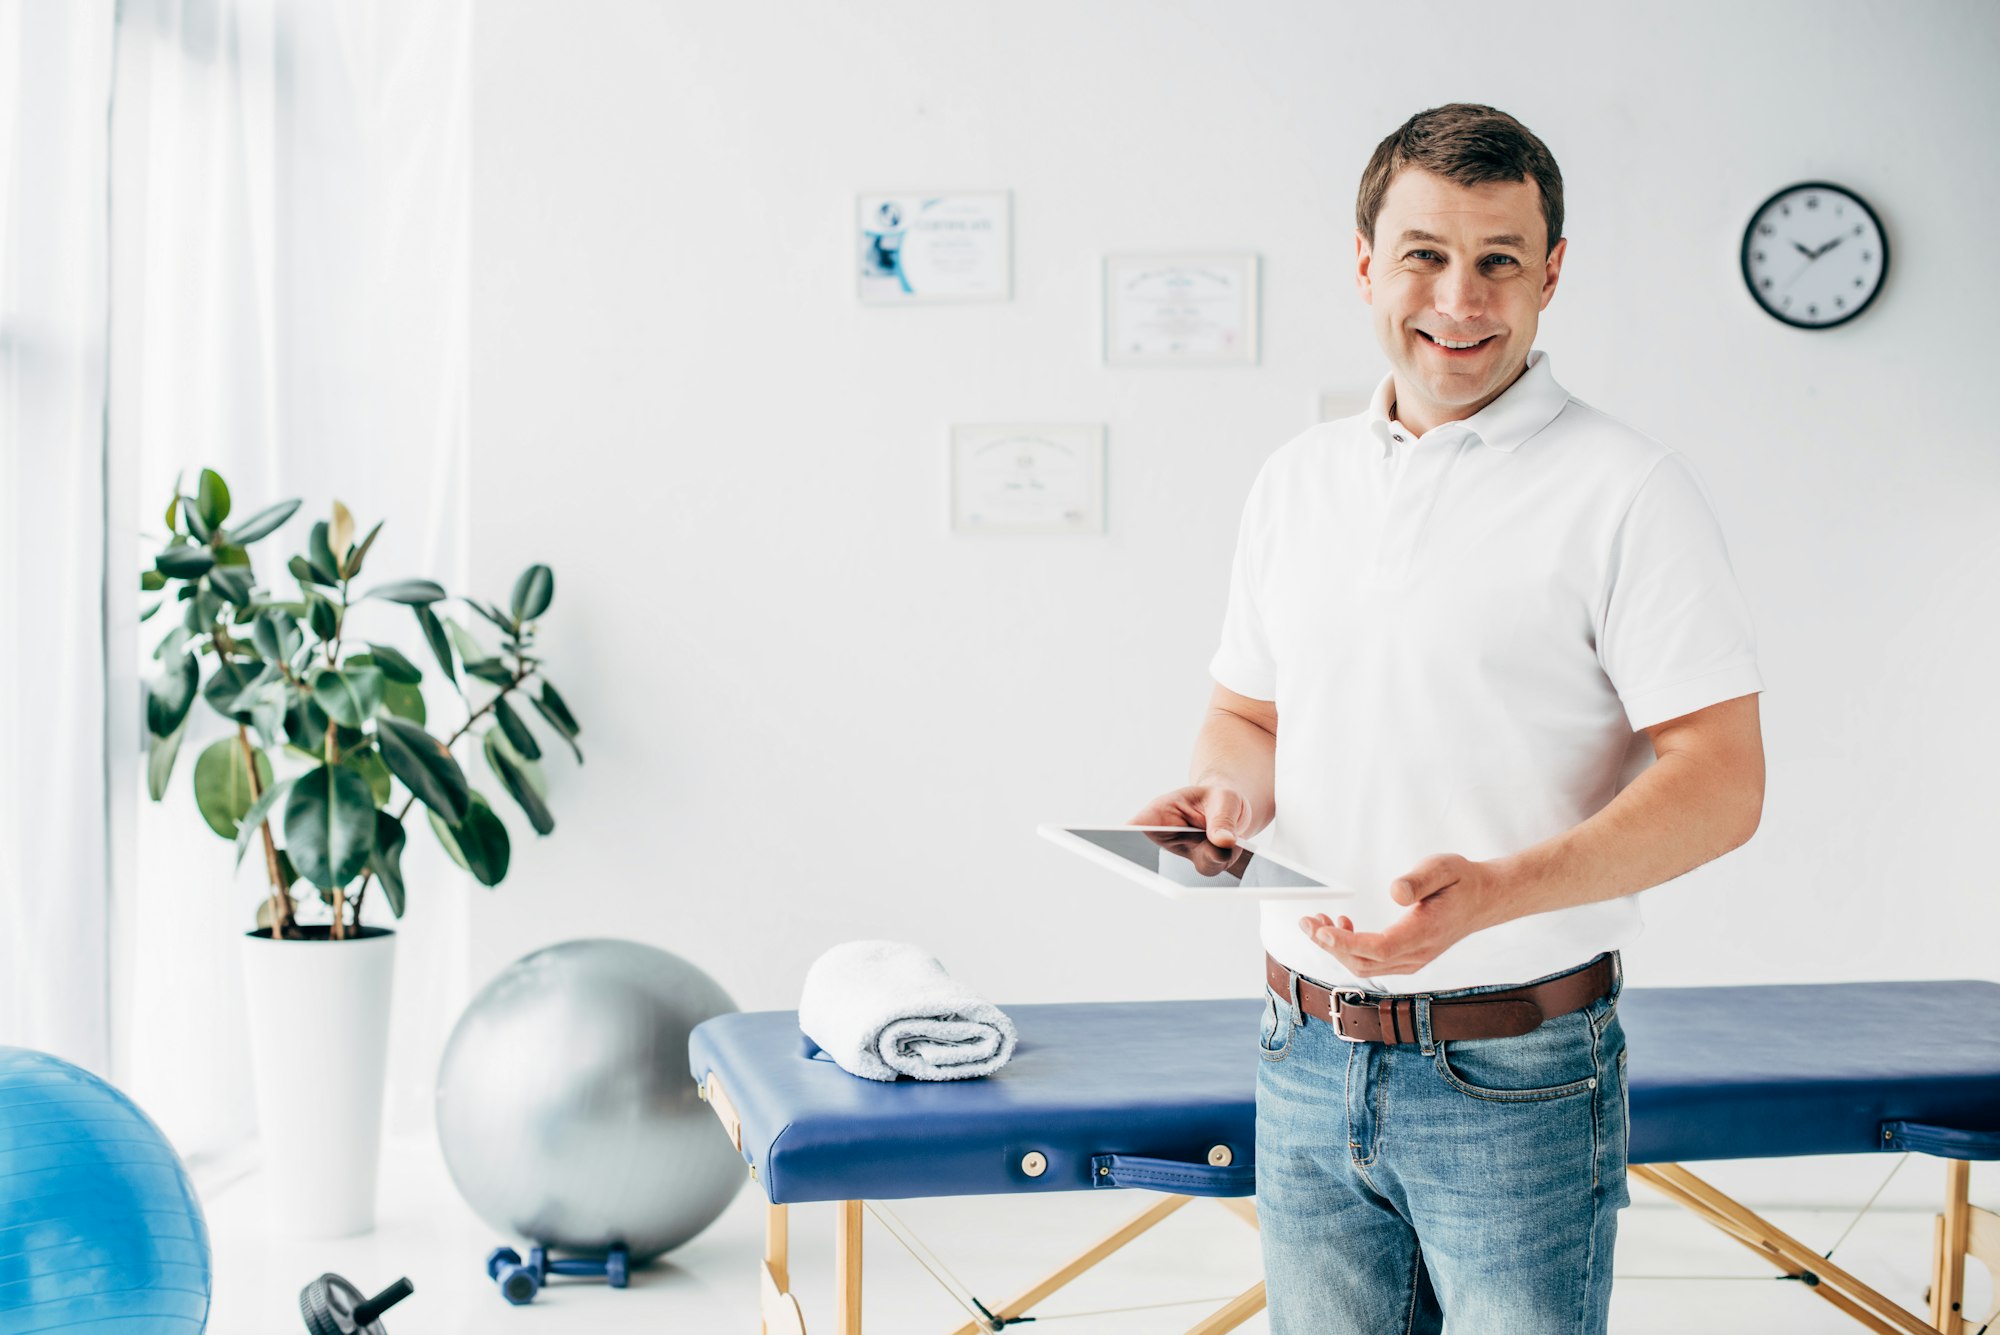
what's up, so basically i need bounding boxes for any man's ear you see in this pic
[1356,228,1374,303]
[1539,236,1567,310]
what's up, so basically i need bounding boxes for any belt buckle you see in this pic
[1333,992,1369,1042]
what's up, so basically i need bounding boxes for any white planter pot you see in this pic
[240,926,396,1238]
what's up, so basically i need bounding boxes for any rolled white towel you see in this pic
[797,940,1018,1082]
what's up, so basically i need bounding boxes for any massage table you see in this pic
[689,982,2000,1335]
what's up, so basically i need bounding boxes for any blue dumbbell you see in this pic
[485,1247,540,1305]
[484,1242,632,1302]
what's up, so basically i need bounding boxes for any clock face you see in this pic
[1741,182,1888,329]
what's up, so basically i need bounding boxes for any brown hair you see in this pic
[1356,103,1564,257]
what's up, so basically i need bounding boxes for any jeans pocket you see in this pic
[1258,987,1294,1062]
[1432,1010,1600,1103]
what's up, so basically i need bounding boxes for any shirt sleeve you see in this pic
[1597,451,1764,732]
[1208,467,1278,702]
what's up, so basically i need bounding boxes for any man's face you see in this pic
[1356,168,1566,433]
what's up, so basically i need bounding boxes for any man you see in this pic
[1134,103,1765,1333]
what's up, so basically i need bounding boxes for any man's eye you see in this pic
[1407,250,1439,262]
[1484,255,1518,267]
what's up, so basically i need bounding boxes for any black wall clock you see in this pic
[1741,181,1888,329]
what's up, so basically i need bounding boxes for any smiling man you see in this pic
[1134,104,1766,1332]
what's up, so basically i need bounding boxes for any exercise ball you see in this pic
[435,939,744,1263]
[0,1047,211,1331]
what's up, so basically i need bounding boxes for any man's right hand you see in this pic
[1129,783,1260,876]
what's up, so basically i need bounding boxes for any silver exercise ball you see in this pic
[435,939,745,1262]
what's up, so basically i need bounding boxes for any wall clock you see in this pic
[1741,182,1887,329]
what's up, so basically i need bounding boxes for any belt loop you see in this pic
[1415,995,1434,1055]
[1286,966,1303,1028]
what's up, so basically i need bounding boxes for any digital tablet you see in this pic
[1037,824,1357,903]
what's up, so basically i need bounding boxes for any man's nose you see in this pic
[1431,266,1487,324]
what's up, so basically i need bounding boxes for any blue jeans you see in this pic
[1256,954,1630,1334]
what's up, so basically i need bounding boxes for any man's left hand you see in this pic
[1299,853,1513,978]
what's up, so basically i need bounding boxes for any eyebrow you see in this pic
[1397,228,1530,250]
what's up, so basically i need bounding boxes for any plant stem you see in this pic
[323,717,346,940]
[235,723,296,940]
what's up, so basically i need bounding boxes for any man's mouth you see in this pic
[1418,330,1496,354]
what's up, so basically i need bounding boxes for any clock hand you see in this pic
[1812,235,1845,260]
[1792,240,1817,259]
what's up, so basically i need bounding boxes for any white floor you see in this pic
[202,1136,1985,1334]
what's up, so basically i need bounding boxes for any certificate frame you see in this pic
[949,422,1106,536]
[857,190,1013,305]
[1103,252,1260,366]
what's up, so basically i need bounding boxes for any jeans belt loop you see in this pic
[1286,965,1304,1029]
[1415,995,1435,1055]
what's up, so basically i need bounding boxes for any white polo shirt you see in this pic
[1211,348,1763,995]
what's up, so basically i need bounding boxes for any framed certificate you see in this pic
[858,191,1012,304]
[950,423,1106,535]
[1104,253,1259,365]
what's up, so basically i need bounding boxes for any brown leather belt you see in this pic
[1264,951,1616,1044]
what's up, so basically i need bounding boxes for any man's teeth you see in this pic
[1425,332,1486,349]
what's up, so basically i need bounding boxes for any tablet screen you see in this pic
[1066,827,1327,890]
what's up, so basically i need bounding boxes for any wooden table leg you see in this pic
[837,1199,864,1335]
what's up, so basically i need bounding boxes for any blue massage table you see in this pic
[689,982,2000,1335]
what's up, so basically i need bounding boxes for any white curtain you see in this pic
[0,1,118,1074]
[106,0,474,1161]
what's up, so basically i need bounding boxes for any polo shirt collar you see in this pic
[1365,348,1569,458]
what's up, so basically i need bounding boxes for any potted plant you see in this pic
[140,467,583,1237]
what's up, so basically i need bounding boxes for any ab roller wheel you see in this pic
[299,1274,414,1335]
[485,1242,632,1303]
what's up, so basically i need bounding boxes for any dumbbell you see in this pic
[486,1244,631,1304]
[299,1274,414,1335]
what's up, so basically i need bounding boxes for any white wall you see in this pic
[468,0,2000,1211]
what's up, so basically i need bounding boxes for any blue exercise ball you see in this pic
[0,1047,211,1332]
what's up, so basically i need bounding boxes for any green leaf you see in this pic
[180,500,213,544]
[209,565,255,607]
[311,666,385,729]
[380,675,426,725]
[376,715,471,824]
[445,619,488,669]
[341,744,394,806]
[538,680,579,736]
[196,468,231,528]
[147,653,199,737]
[192,737,274,839]
[214,542,250,567]
[345,520,384,581]
[285,692,333,754]
[366,579,447,605]
[468,598,515,635]
[290,553,336,589]
[466,659,515,687]
[415,605,456,688]
[528,693,583,763]
[156,545,215,580]
[252,609,303,667]
[369,811,408,918]
[139,600,162,623]
[225,497,301,545]
[308,521,341,586]
[484,726,548,799]
[233,774,296,869]
[141,569,167,592]
[306,592,339,642]
[246,679,290,750]
[146,712,190,800]
[429,790,510,886]
[484,729,554,836]
[163,484,181,534]
[283,764,377,890]
[511,564,554,621]
[362,642,422,684]
[492,696,541,760]
[201,657,262,723]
